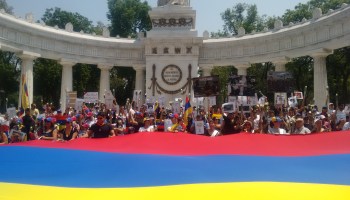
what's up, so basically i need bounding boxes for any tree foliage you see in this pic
[37,8,101,106]
[110,67,136,105]
[42,7,95,33]
[107,0,152,38]
[33,58,62,105]
[212,0,350,105]
[0,0,12,14]
[219,3,267,36]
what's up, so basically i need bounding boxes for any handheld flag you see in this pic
[21,74,29,109]
[184,96,193,126]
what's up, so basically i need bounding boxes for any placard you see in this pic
[84,92,99,103]
[164,119,173,132]
[228,75,256,96]
[222,102,236,113]
[288,96,298,108]
[173,101,181,114]
[105,90,115,110]
[208,96,216,107]
[294,91,304,100]
[193,76,220,97]
[158,96,165,107]
[274,93,287,106]
[6,107,16,119]
[75,98,85,112]
[66,91,77,109]
[195,121,205,135]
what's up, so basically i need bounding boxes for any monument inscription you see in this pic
[162,65,182,85]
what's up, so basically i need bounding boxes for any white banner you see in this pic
[84,92,99,103]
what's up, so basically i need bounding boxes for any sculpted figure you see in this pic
[157,0,189,6]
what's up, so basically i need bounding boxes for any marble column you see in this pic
[134,65,146,104]
[199,64,213,77]
[313,54,331,109]
[59,60,75,111]
[18,53,39,109]
[98,64,113,103]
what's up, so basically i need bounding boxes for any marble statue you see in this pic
[157,0,189,6]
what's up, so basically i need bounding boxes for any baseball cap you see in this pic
[271,117,282,123]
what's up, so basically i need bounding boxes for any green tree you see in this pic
[33,58,62,105]
[281,0,350,104]
[0,0,13,14]
[110,67,135,105]
[0,0,19,111]
[220,3,266,36]
[36,8,101,106]
[107,0,152,38]
[42,7,94,33]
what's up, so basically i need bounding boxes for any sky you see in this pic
[6,0,309,35]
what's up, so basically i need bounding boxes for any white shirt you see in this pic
[268,127,288,135]
[343,122,350,131]
[139,125,155,132]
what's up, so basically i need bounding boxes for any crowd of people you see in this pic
[0,100,349,145]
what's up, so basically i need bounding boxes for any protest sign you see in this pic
[84,92,99,104]
[195,121,205,135]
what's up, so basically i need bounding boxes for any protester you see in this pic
[293,117,311,134]
[0,124,8,145]
[84,112,115,138]
[268,117,288,135]
[58,118,78,141]
[139,117,155,132]
[39,118,58,140]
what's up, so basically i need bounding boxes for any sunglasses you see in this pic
[97,117,104,120]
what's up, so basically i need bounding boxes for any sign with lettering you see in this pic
[84,92,99,104]
[162,65,182,85]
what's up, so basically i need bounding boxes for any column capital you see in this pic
[59,59,77,67]
[133,64,146,71]
[199,64,214,70]
[272,56,291,65]
[309,48,333,58]
[17,51,40,60]
[233,62,251,69]
[98,64,113,71]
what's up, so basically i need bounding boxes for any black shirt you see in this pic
[89,123,113,138]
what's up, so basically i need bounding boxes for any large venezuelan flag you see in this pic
[1,132,350,200]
